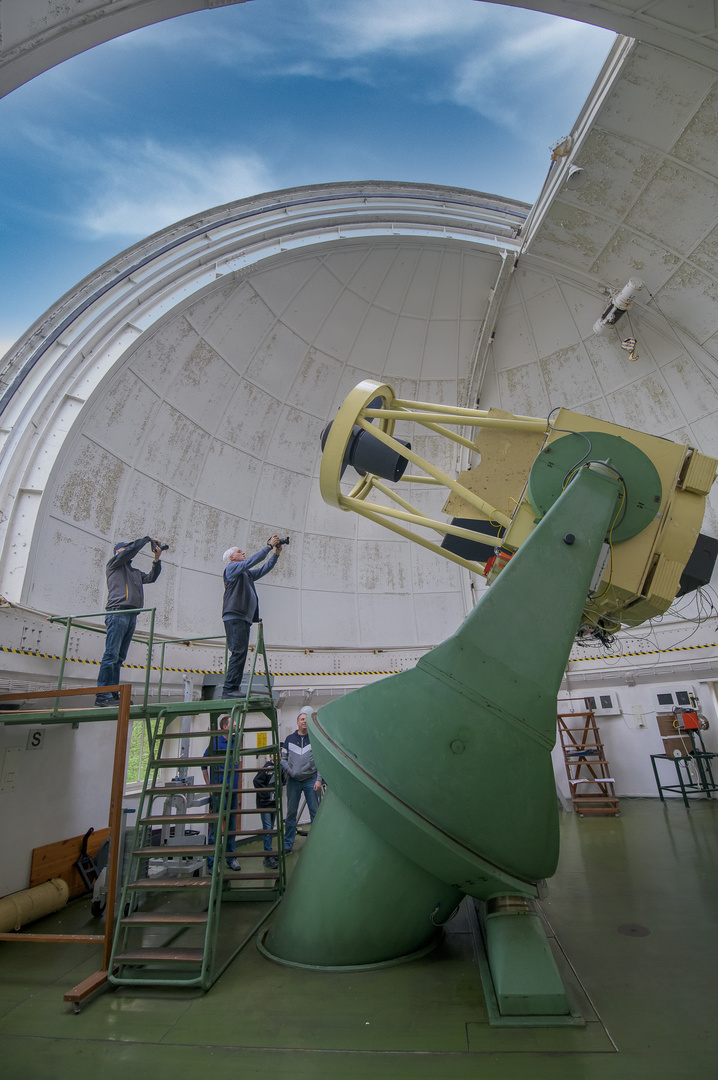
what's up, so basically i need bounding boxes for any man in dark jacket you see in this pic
[221,535,282,697]
[253,756,278,869]
[95,536,163,707]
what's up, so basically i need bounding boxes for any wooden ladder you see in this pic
[557,710,620,816]
[109,689,285,989]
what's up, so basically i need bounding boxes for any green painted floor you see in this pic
[1,798,716,1079]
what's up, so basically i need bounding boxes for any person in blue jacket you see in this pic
[220,535,282,697]
[201,713,241,872]
[95,535,163,707]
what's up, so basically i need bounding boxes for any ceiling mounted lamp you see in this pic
[565,164,587,190]
[593,278,644,335]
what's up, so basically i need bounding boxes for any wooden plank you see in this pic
[29,827,111,897]
[63,969,110,1006]
[0,933,103,942]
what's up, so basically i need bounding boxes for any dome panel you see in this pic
[182,501,247,571]
[216,378,283,455]
[81,369,161,459]
[539,344,603,407]
[163,337,237,431]
[203,285,278,374]
[285,348,345,417]
[142,404,212,489]
[243,321,313,399]
[196,440,263,515]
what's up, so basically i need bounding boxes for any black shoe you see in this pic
[263,856,278,869]
[283,848,293,855]
[226,858,242,871]
[222,690,243,698]
[95,695,113,708]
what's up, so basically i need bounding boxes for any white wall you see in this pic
[0,718,117,896]
[554,678,718,801]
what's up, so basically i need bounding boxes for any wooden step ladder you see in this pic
[109,650,285,989]
[557,709,620,816]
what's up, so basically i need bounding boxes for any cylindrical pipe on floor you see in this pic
[0,878,69,932]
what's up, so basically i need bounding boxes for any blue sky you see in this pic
[0,0,614,355]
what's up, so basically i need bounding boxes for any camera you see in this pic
[270,536,290,547]
[158,543,170,551]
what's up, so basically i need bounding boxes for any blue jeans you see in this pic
[222,618,251,695]
[97,611,137,693]
[260,810,276,852]
[284,777,319,851]
[208,789,238,867]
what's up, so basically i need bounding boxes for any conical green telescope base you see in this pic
[259,788,464,969]
[264,465,623,998]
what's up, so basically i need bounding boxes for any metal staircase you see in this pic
[109,655,285,989]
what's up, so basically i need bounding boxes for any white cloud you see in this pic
[75,139,275,239]
[450,15,614,135]
[302,0,492,55]
[161,1,614,137]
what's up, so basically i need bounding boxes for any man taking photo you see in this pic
[220,535,282,698]
[95,535,163,707]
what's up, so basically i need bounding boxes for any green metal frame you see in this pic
[650,729,718,809]
[48,606,157,712]
[3,612,284,993]
[109,624,286,991]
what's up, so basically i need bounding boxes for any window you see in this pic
[126,719,150,787]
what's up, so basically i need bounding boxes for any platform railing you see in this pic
[156,634,228,701]
[45,609,270,710]
[48,606,157,711]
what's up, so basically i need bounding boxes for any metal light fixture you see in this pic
[593,278,644,335]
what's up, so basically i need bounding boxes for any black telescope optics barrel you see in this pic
[320,396,411,483]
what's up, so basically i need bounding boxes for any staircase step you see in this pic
[224,871,280,880]
[150,756,224,768]
[232,850,280,859]
[115,948,204,964]
[139,814,218,825]
[148,784,222,794]
[121,912,208,926]
[149,768,273,776]
[127,879,211,890]
[133,845,211,857]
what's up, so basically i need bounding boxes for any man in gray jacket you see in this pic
[281,711,323,853]
[95,536,163,707]
[220,535,282,698]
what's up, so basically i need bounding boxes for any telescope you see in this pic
[261,379,718,1023]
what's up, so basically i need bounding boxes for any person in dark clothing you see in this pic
[201,713,241,872]
[95,535,163,707]
[281,711,323,853]
[253,756,279,869]
[220,535,282,697]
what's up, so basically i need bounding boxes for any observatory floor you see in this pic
[0,798,716,1080]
